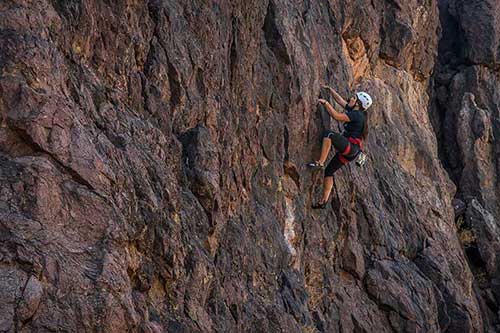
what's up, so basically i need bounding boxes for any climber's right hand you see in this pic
[323,86,346,107]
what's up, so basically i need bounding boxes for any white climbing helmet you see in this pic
[356,91,373,110]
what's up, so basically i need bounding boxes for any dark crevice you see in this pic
[260,143,271,161]
[146,1,183,113]
[428,3,500,330]
[283,125,290,161]
[50,0,82,23]
[263,0,291,65]
[166,57,182,109]
[301,0,311,23]
[324,0,339,33]
[455,215,487,270]
[196,68,206,99]
[229,303,239,323]
[229,16,239,81]
[464,246,487,270]
[261,3,293,123]
[429,0,468,184]
[284,161,301,190]
[140,69,152,115]
[455,212,499,322]
[178,127,216,228]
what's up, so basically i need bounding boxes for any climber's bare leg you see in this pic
[321,176,334,203]
[318,137,332,165]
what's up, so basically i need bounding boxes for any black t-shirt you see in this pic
[343,104,365,139]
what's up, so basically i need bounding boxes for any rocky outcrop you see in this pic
[0,0,496,332]
[430,0,500,330]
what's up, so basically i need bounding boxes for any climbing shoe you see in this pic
[306,161,324,170]
[311,201,328,209]
[355,152,367,167]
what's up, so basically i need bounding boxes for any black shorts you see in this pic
[322,130,360,177]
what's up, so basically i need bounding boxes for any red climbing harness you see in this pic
[348,137,363,149]
[339,137,363,164]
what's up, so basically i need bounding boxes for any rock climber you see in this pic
[307,85,372,209]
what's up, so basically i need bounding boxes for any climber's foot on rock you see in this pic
[307,161,324,170]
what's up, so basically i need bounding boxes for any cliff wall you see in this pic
[0,0,498,332]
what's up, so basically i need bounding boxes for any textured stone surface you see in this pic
[0,0,497,332]
[430,0,500,330]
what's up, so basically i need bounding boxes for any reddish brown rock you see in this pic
[0,0,495,332]
[430,0,500,330]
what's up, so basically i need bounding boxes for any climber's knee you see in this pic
[322,130,336,140]
[324,154,344,177]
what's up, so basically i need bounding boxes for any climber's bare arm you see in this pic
[322,85,347,107]
[318,99,350,122]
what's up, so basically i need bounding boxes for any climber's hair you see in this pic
[361,108,369,140]
[351,94,369,140]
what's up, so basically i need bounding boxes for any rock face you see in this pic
[430,0,500,330]
[0,0,497,332]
